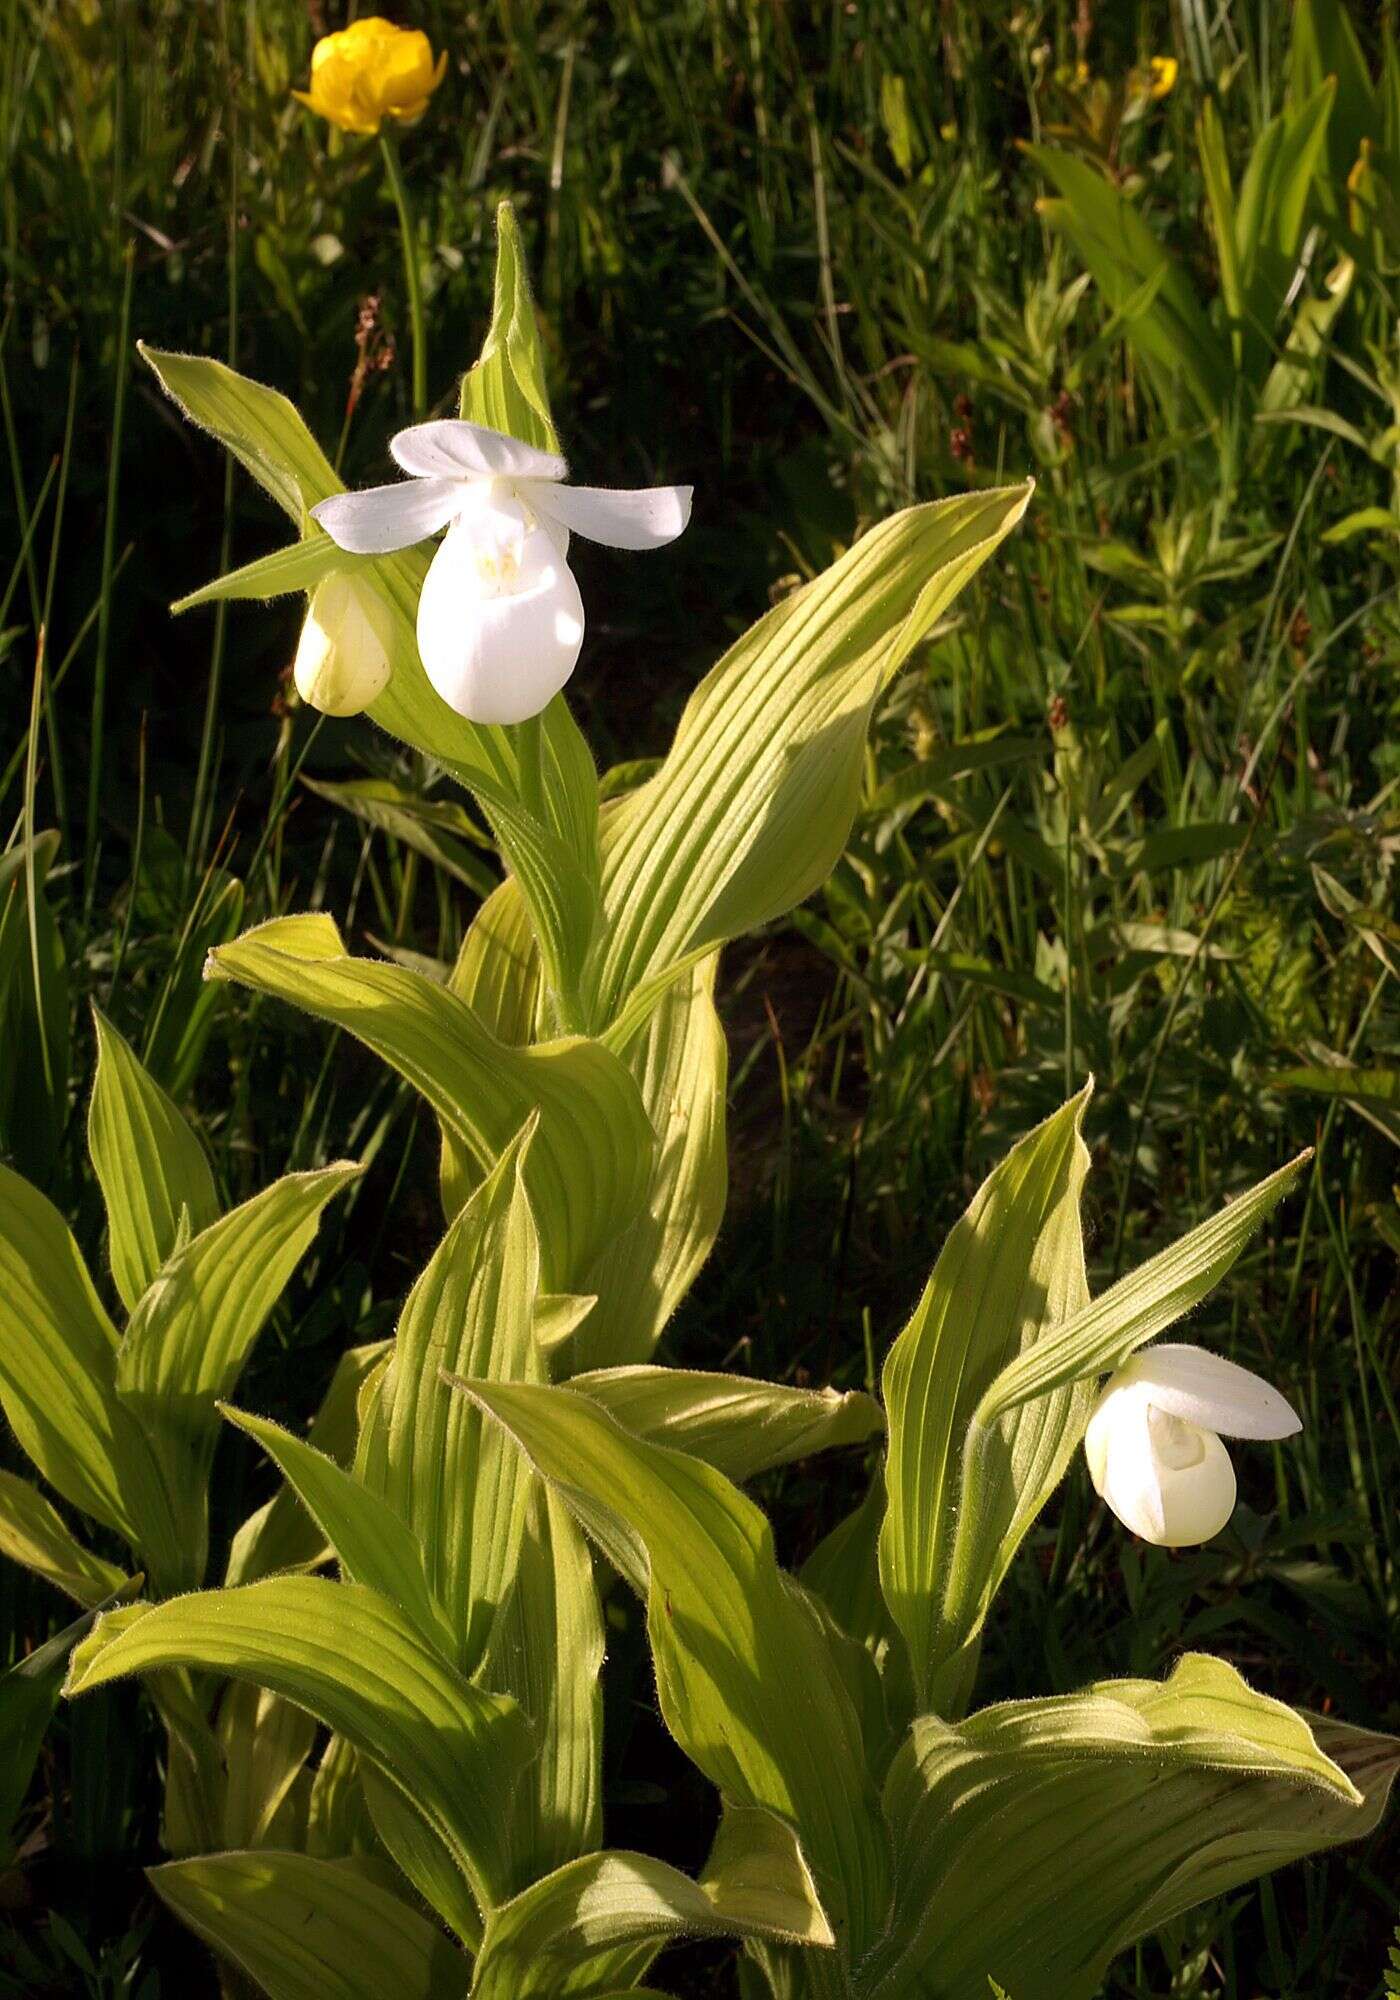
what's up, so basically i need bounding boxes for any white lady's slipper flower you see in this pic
[310,419,691,726]
[1084,1343,1301,1548]
[293,572,394,716]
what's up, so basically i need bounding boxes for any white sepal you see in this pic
[389,418,566,484]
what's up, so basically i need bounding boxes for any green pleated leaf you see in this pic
[207,916,652,1290]
[880,1091,1092,1714]
[0,1165,179,1574]
[860,1655,1397,2000]
[457,1379,890,1966]
[802,1473,913,1734]
[448,881,729,1367]
[474,1839,832,2000]
[583,484,1032,1025]
[66,1578,531,1919]
[976,1150,1310,1424]
[0,1469,127,1606]
[220,1407,451,1655]
[572,1367,884,1481]
[571,952,729,1367]
[115,1163,361,1587]
[355,1130,543,1673]
[215,1681,318,1851]
[88,1009,220,1316]
[149,1851,468,2000]
[227,1340,390,1587]
[480,1483,605,1896]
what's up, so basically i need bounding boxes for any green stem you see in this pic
[85,238,136,915]
[380,133,427,417]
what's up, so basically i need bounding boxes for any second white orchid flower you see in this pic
[312,418,691,726]
[1084,1343,1301,1547]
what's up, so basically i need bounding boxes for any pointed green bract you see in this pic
[65,1578,532,1918]
[355,1131,544,1673]
[584,484,1033,1022]
[880,1091,1092,1713]
[89,1010,220,1315]
[861,1657,1396,2000]
[459,1378,891,1967]
[148,1852,468,2000]
[460,201,558,455]
[207,915,652,1290]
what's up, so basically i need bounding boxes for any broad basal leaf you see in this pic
[356,1130,542,1673]
[149,1851,468,2000]
[88,1009,220,1316]
[879,1090,1092,1714]
[0,1469,127,1606]
[583,484,1034,1025]
[458,1380,890,1966]
[66,1578,531,1920]
[0,1165,180,1579]
[207,916,652,1291]
[859,1655,1398,2000]
[572,1366,883,1481]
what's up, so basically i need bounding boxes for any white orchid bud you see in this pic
[293,572,393,716]
[1084,1344,1301,1547]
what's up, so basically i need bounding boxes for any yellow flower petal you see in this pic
[1149,55,1178,98]
[293,17,446,136]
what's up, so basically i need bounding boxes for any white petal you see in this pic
[390,419,566,484]
[1088,1384,1167,1544]
[527,481,692,550]
[415,518,584,726]
[1120,1344,1302,1441]
[311,478,464,555]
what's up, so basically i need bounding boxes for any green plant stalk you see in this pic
[380,133,428,418]
[85,239,136,916]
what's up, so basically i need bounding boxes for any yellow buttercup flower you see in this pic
[1148,55,1178,98]
[293,18,446,137]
